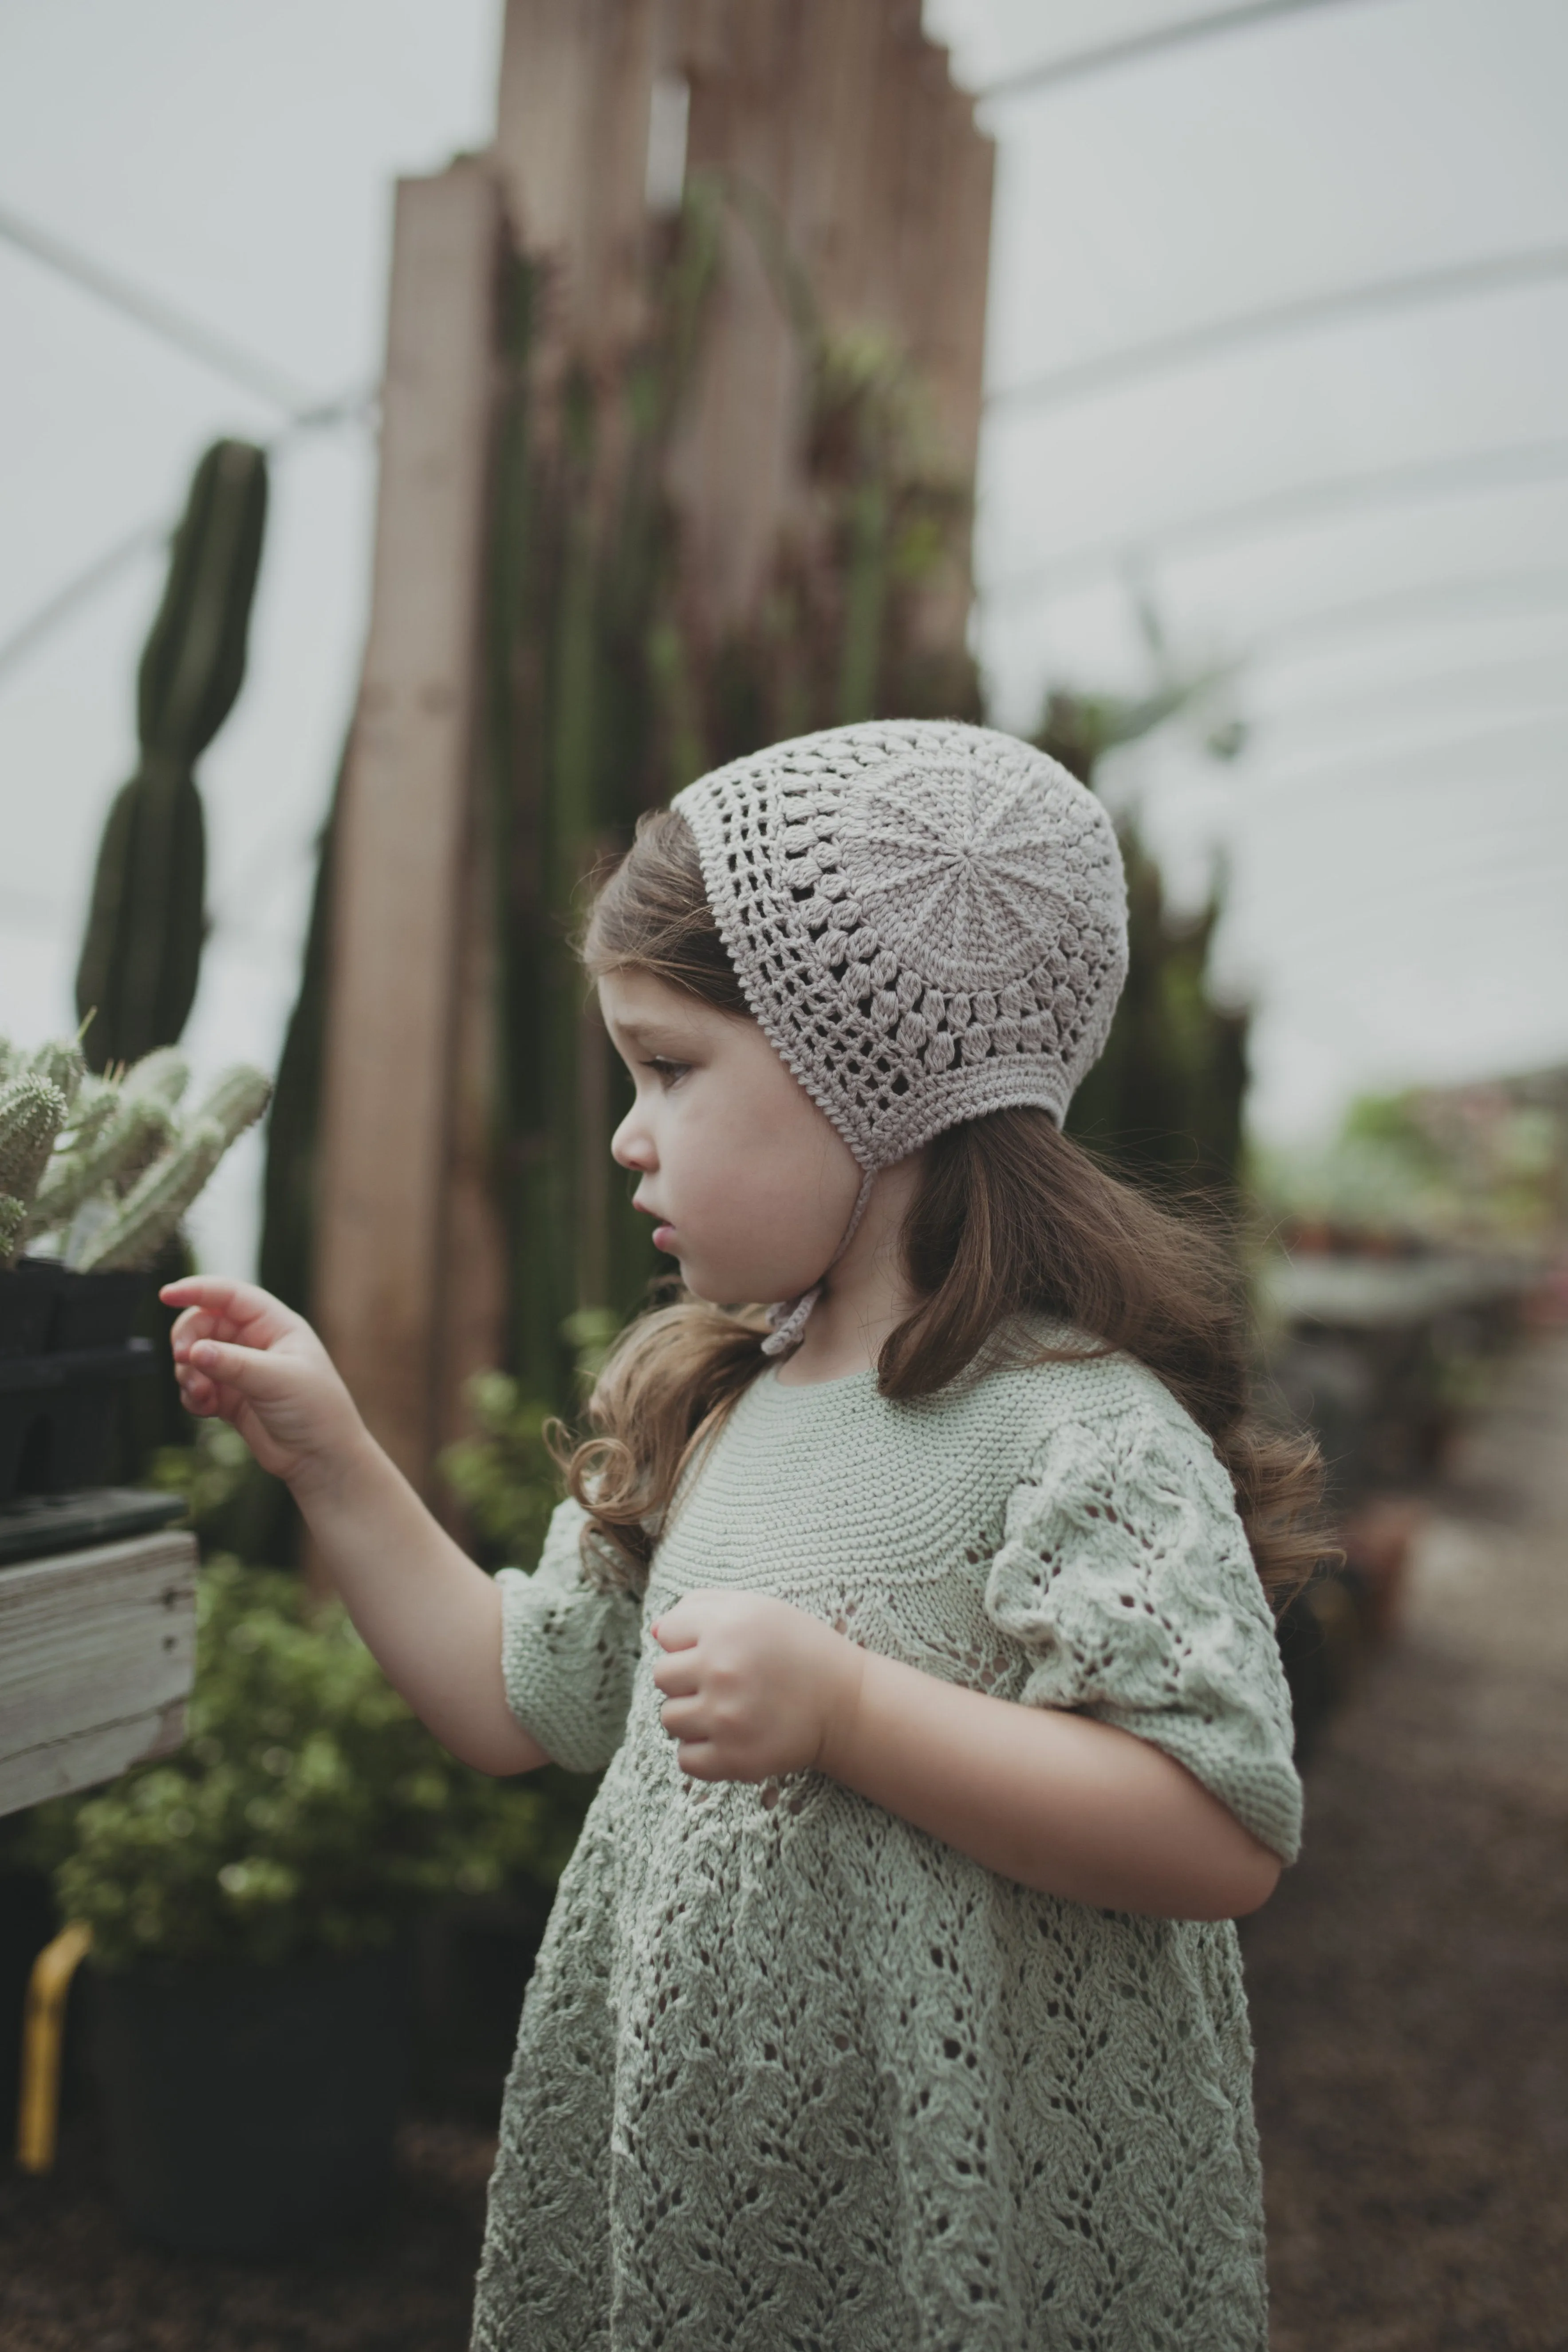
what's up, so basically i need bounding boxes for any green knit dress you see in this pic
[471,1343,1302,2352]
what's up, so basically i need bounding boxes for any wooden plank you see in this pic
[0,1531,198,1816]
[314,160,506,1493]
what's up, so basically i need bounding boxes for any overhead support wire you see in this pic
[1248,567,1568,661]
[1249,700,1568,788]
[0,521,165,683]
[1256,642,1568,732]
[0,198,333,416]
[0,199,372,686]
[988,244,1568,417]
[0,392,371,688]
[977,0,1377,102]
[987,437,1568,609]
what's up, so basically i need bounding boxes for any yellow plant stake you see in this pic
[16,1921,92,2173]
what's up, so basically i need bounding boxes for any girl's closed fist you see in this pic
[161,1276,363,1495]
[650,1590,865,1784]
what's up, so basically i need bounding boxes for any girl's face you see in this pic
[600,968,864,1306]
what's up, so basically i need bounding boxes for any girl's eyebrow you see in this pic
[609,1016,701,1050]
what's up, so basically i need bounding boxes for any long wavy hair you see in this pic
[564,806,1328,1607]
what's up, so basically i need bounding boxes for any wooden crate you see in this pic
[0,1530,199,1817]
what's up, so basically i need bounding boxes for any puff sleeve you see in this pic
[494,1498,643,1773]
[983,1400,1302,1863]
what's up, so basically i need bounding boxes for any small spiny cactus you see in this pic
[30,1092,177,1237]
[0,1033,272,1275]
[28,1038,86,1110]
[193,1064,272,1147]
[0,1076,71,1269]
[120,1047,189,1109]
[76,1117,228,1274]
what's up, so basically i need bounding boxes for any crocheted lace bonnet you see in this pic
[672,718,1128,1167]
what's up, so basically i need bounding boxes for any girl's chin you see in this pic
[674,1254,808,1308]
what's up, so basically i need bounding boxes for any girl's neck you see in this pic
[772,1154,926,1386]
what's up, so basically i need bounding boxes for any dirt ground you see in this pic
[3,1333,1565,2351]
[1247,1326,1568,2352]
[0,2115,492,2352]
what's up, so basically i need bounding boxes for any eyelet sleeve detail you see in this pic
[495,1499,643,1773]
[984,1403,1302,1862]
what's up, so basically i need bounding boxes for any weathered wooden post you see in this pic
[313,162,508,1494]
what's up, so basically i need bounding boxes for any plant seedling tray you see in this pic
[0,1486,187,1568]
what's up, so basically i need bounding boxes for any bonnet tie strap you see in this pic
[760,1166,877,1358]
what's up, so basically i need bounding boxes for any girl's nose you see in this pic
[611,1108,654,1172]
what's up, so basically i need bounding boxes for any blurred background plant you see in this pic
[1033,682,1252,1207]
[1257,1074,1568,1257]
[436,1302,617,1575]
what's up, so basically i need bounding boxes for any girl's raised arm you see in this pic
[162,1276,548,1777]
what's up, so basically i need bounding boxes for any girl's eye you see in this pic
[643,1057,690,1088]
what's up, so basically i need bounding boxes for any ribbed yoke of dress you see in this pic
[471,1343,1302,2352]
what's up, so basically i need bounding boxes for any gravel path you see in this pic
[1247,1326,1568,2352]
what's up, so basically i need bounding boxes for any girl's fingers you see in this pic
[160,1277,298,1350]
[186,1336,297,1401]
[659,1697,705,1740]
[649,1655,701,1697]
[173,1359,228,1415]
[168,1305,225,1359]
[650,1606,700,1651]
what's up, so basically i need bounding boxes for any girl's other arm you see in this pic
[651,1591,1281,1921]
[162,1277,548,1777]
[821,1646,1281,1920]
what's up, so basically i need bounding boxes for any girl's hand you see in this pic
[650,1591,865,1783]
[160,1276,365,1497]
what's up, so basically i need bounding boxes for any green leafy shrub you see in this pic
[437,1374,560,1573]
[21,1560,582,1971]
[435,1316,616,1572]
[144,1414,294,1569]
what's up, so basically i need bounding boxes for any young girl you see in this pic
[165,720,1319,2352]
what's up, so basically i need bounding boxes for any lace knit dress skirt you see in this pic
[471,1351,1302,2352]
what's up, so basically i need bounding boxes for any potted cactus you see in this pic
[0,1033,270,1503]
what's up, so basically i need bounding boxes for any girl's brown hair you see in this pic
[567,807,1328,1607]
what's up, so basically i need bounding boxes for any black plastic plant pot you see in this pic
[92,1941,413,2257]
[0,1265,157,1503]
[50,1267,151,1351]
[0,1258,63,1358]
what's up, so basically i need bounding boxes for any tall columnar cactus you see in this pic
[258,757,341,1319]
[75,439,270,1073]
